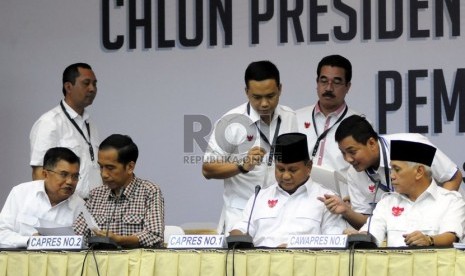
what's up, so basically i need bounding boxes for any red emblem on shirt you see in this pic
[247,135,254,141]
[304,122,311,128]
[368,184,376,193]
[391,206,404,217]
[268,199,278,208]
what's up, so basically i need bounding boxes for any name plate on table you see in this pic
[27,235,84,250]
[287,235,348,248]
[167,235,225,248]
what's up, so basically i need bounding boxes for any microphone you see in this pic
[347,182,379,249]
[88,189,123,249]
[227,185,261,249]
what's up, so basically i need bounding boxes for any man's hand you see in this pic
[403,231,432,246]
[343,228,360,235]
[93,229,120,243]
[242,146,266,172]
[317,194,350,215]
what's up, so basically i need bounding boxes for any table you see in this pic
[1,248,464,276]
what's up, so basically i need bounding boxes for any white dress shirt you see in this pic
[233,178,346,247]
[0,180,85,248]
[30,100,102,198]
[296,103,359,197]
[204,102,298,234]
[360,180,465,247]
[349,133,459,215]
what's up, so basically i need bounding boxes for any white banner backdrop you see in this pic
[1,0,464,226]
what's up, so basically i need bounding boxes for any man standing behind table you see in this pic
[74,134,165,248]
[0,147,85,248]
[319,115,463,229]
[355,140,465,247]
[30,63,102,199]
[296,55,360,189]
[230,133,346,247]
[202,60,298,235]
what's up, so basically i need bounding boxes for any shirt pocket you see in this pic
[17,214,39,227]
[291,209,323,233]
[122,214,144,225]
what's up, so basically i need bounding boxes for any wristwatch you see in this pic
[237,159,250,174]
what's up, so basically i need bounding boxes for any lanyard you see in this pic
[60,101,95,161]
[365,137,391,192]
[310,105,348,159]
[247,103,281,166]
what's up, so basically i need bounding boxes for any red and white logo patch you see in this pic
[268,199,278,208]
[391,206,404,217]
[304,122,311,129]
[368,184,376,193]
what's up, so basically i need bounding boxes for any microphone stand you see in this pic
[227,185,261,249]
[347,182,379,249]
[88,189,123,249]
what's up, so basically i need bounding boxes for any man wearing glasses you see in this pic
[296,55,361,197]
[0,147,85,248]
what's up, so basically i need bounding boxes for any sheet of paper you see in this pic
[310,165,346,195]
[81,208,101,232]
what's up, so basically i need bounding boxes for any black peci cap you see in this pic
[274,133,310,164]
[390,140,436,166]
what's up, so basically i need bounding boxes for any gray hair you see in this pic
[405,161,433,178]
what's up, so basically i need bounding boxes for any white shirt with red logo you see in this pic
[348,133,459,215]
[204,103,298,234]
[296,103,358,182]
[232,178,347,247]
[360,180,465,247]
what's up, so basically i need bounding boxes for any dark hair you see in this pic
[43,147,80,170]
[62,63,92,96]
[317,55,352,83]
[99,134,139,165]
[335,115,378,144]
[244,60,280,88]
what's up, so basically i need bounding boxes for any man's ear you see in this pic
[415,165,426,180]
[63,82,73,95]
[42,168,48,179]
[126,161,136,174]
[367,137,378,149]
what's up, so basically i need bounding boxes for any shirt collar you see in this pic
[378,139,389,169]
[107,175,138,200]
[315,101,347,117]
[246,103,280,124]
[398,179,438,202]
[275,177,310,197]
[61,100,89,121]
[418,179,439,200]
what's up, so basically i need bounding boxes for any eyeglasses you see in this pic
[46,170,80,181]
[317,77,346,88]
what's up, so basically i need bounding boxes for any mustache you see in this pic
[322,91,335,98]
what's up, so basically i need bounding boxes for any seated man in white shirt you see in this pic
[0,147,85,248]
[230,133,346,247]
[355,140,465,247]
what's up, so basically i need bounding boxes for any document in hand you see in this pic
[310,165,347,196]
[81,207,101,232]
